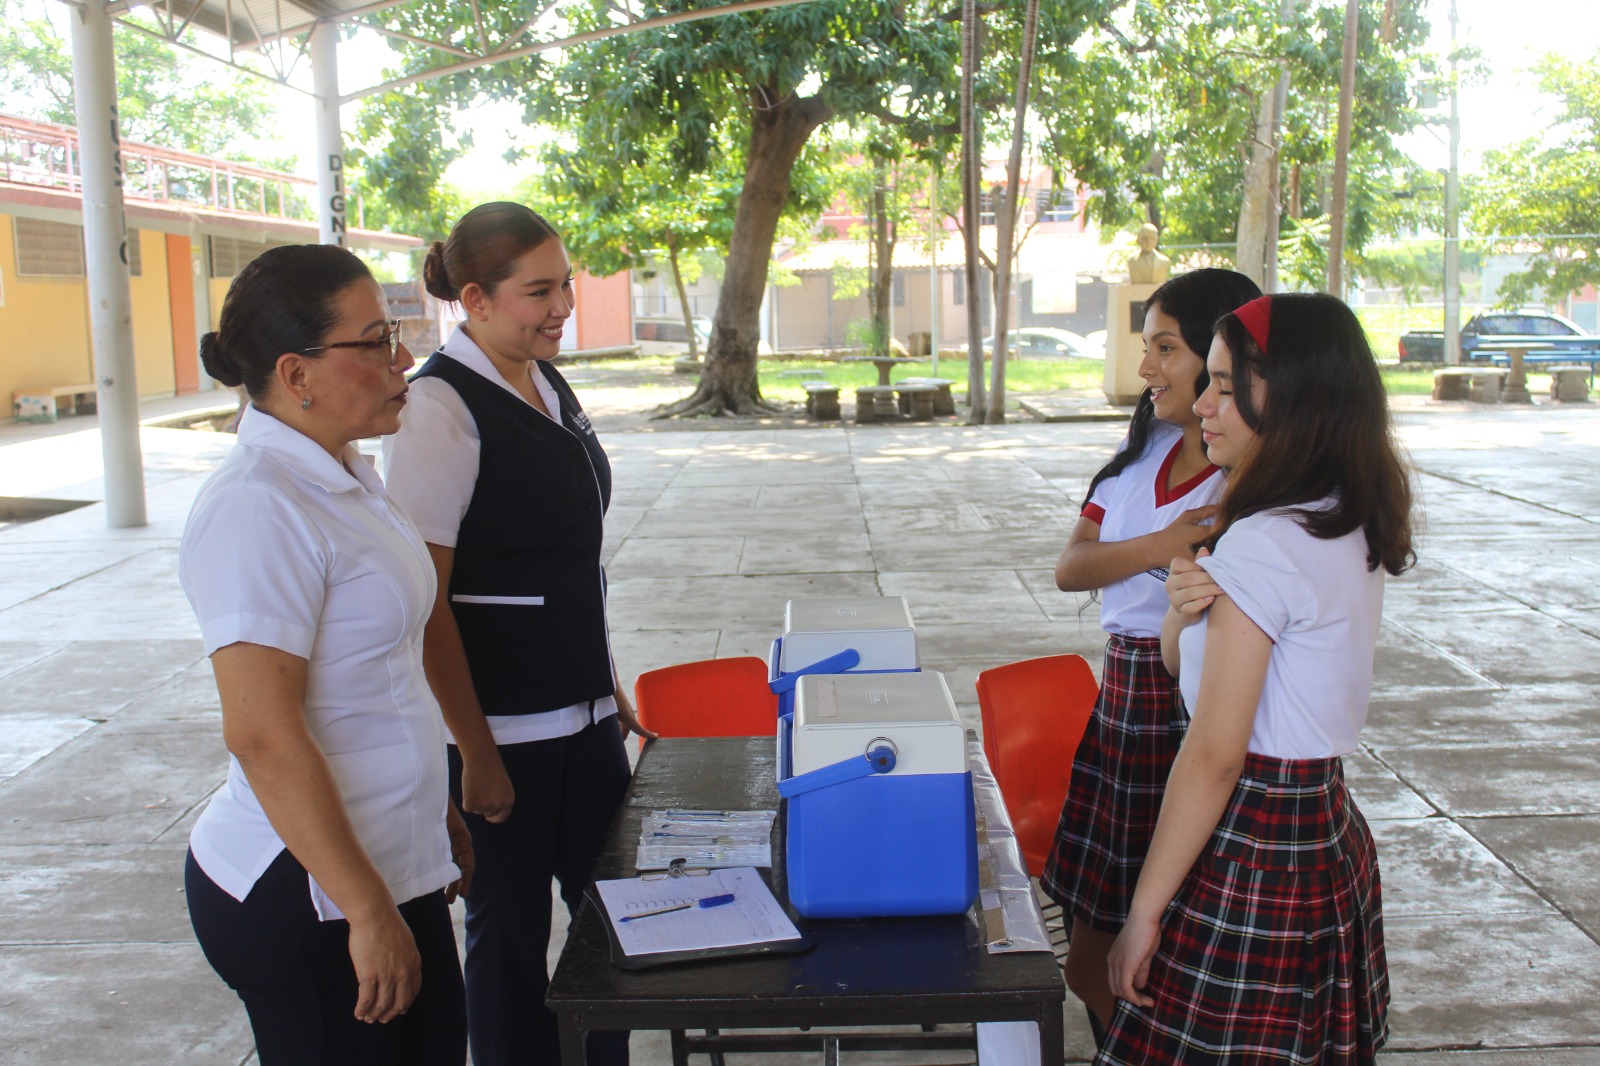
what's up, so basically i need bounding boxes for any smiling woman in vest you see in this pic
[179,244,470,1065]
[383,201,651,1066]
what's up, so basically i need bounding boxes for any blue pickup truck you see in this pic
[1398,311,1598,362]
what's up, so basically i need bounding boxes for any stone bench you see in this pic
[12,383,97,424]
[895,377,956,416]
[894,383,939,421]
[1548,365,1592,403]
[854,385,900,424]
[803,381,842,420]
[1432,367,1508,403]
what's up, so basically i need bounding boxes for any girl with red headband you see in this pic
[1101,292,1413,1063]
[1041,268,1260,1041]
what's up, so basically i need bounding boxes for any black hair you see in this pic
[1081,268,1262,507]
[1206,292,1415,575]
[423,202,561,303]
[198,244,374,401]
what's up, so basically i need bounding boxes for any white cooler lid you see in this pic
[791,672,967,777]
[780,597,918,673]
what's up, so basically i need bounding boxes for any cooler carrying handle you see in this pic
[776,741,898,798]
[769,647,863,694]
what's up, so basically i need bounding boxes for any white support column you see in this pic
[310,21,347,246]
[70,0,147,529]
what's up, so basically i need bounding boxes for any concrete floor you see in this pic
[1,389,1598,1064]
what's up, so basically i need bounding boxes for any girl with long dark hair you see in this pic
[1041,268,1262,1037]
[1102,292,1412,1063]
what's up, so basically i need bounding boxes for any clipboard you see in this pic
[587,866,814,971]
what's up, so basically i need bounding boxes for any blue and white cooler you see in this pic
[768,596,920,720]
[775,671,978,919]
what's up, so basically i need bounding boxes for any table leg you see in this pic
[1502,346,1533,403]
[670,1028,690,1066]
[1037,1002,1065,1066]
[877,365,893,386]
[558,1012,587,1066]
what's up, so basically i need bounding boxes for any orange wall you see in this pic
[166,233,199,393]
[573,269,632,350]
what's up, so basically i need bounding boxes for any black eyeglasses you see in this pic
[301,320,403,367]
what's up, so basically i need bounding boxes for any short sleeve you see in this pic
[1082,471,1116,524]
[179,483,328,658]
[1196,516,1311,642]
[382,378,480,547]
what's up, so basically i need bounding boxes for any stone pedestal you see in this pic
[1549,366,1591,403]
[1102,282,1159,406]
[1500,346,1533,404]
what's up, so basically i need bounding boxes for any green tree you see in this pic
[1031,0,1433,286]
[514,0,968,416]
[0,0,277,160]
[1469,53,1600,307]
[540,128,744,363]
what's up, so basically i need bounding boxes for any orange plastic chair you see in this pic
[633,656,779,741]
[976,654,1100,879]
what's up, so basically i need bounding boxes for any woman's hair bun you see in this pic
[421,240,458,302]
[198,331,243,388]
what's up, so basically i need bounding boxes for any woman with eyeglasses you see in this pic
[383,202,650,1066]
[178,243,472,1065]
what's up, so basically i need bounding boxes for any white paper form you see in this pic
[595,866,802,958]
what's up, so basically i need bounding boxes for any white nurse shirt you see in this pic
[179,406,457,920]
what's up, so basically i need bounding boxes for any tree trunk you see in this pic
[1235,86,1277,287]
[869,159,894,356]
[1326,0,1359,296]
[960,0,986,424]
[656,88,831,418]
[986,0,1041,425]
[668,244,699,362]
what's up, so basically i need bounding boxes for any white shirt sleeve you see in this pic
[382,377,480,547]
[180,483,328,658]
[1196,515,1310,642]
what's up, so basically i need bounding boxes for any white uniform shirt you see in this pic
[1178,505,1384,759]
[1083,421,1223,637]
[179,406,457,920]
[382,324,618,746]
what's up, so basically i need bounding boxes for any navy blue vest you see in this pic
[413,352,614,716]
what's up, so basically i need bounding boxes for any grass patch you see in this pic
[569,349,1545,403]
[754,355,1104,401]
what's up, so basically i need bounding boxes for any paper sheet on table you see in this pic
[595,866,802,958]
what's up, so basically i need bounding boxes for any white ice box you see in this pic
[775,671,978,918]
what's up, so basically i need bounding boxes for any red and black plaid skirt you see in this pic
[1041,634,1187,931]
[1097,753,1390,1065]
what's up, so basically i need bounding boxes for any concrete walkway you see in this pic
[1,389,1598,1064]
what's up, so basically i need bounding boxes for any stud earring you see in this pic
[301,397,312,409]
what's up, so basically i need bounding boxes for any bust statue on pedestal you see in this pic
[1128,223,1171,284]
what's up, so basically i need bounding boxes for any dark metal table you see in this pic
[546,737,1065,1066]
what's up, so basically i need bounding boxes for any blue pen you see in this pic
[619,893,737,923]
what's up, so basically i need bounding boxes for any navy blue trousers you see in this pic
[450,716,632,1066]
[186,848,466,1066]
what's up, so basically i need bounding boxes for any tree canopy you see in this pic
[1469,52,1600,307]
[0,0,279,162]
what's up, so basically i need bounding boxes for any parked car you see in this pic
[979,327,1104,360]
[633,315,712,356]
[1397,310,1596,362]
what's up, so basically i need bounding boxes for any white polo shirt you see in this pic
[1082,421,1223,637]
[179,406,457,920]
[382,325,618,746]
[1178,504,1384,759]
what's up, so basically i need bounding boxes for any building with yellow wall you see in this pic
[1,113,420,419]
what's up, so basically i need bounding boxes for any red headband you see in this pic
[1234,295,1273,355]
